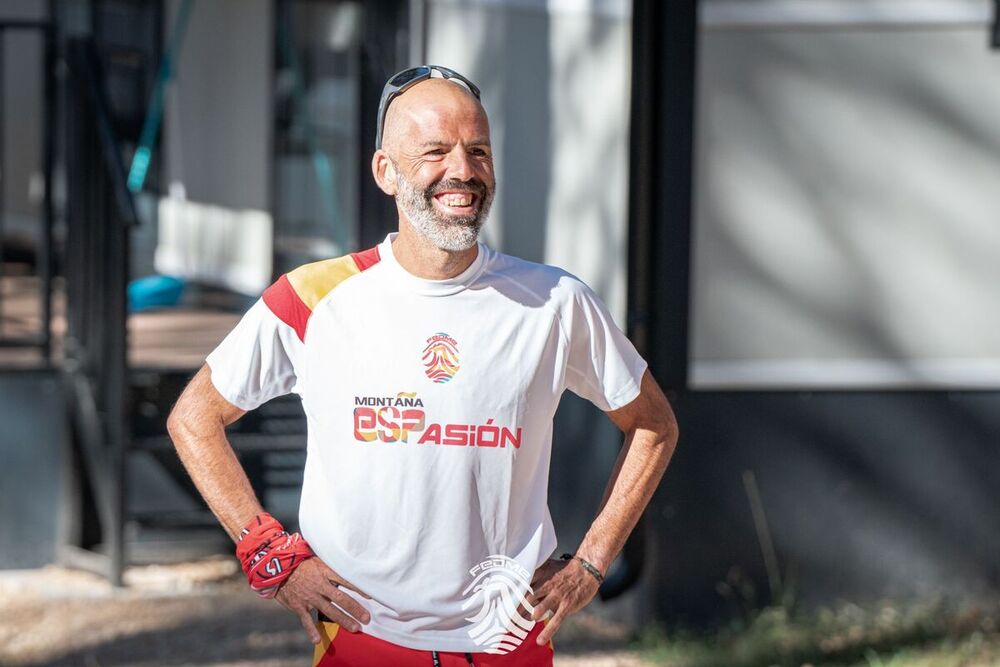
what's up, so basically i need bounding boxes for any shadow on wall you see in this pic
[461,4,553,264]
[692,29,1000,365]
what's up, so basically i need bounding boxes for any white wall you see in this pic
[0,1,47,237]
[691,1,1000,388]
[425,0,631,323]
[164,0,272,212]
[158,0,273,292]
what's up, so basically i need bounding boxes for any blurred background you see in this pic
[1,0,1000,665]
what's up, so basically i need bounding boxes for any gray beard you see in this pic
[395,173,493,252]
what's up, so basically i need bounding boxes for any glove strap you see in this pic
[236,513,314,598]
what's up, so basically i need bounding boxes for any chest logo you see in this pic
[422,332,460,384]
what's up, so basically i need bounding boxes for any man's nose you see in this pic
[444,147,476,181]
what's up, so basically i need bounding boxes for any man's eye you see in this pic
[470,148,489,157]
[425,149,446,156]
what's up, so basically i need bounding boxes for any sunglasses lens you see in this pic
[390,66,429,87]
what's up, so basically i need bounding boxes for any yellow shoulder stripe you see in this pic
[286,255,361,310]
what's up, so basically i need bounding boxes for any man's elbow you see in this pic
[166,400,192,444]
[167,365,241,443]
[648,399,679,456]
[648,420,677,465]
[166,390,213,444]
[633,370,678,449]
[663,408,679,445]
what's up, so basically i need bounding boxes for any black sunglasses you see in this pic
[375,65,482,150]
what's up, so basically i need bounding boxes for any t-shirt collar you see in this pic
[379,233,488,296]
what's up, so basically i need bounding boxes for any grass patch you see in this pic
[636,599,1000,667]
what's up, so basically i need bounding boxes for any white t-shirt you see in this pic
[206,233,647,651]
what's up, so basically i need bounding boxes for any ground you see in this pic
[3,562,999,667]
[0,561,648,667]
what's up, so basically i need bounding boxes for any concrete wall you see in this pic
[0,372,70,569]
[164,0,272,212]
[652,390,1000,624]
[0,1,47,238]
[691,2,1000,389]
[426,0,631,321]
[156,0,273,290]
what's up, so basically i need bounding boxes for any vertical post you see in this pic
[108,169,127,587]
[626,1,655,359]
[0,29,6,329]
[624,0,699,614]
[88,37,130,588]
[41,24,55,361]
[626,0,697,392]
[992,0,1000,48]
[408,0,426,66]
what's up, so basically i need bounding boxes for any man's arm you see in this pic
[576,369,678,573]
[530,369,678,644]
[166,365,258,537]
[167,364,371,643]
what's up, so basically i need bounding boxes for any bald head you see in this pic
[380,78,489,156]
[371,75,495,254]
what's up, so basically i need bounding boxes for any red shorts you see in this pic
[312,620,555,667]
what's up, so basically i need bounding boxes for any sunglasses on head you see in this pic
[375,65,482,151]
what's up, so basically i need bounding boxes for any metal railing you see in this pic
[61,36,138,586]
[55,27,307,586]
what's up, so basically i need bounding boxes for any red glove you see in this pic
[236,513,315,598]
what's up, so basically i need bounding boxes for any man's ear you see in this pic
[372,151,398,196]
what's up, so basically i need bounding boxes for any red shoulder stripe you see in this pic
[351,245,381,271]
[262,274,312,342]
[263,246,380,343]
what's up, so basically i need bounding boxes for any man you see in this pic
[168,65,678,667]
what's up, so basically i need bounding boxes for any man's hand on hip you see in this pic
[527,557,600,645]
[274,557,372,644]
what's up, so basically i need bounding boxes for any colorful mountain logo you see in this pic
[423,333,460,384]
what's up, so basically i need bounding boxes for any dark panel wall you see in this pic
[0,371,69,568]
[647,391,1000,624]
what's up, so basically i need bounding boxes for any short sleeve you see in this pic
[205,299,303,411]
[562,282,648,412]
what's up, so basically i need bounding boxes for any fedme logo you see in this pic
[423,332,460,383]
[461,555,536,654]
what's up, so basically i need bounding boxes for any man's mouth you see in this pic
[433,191,478,215]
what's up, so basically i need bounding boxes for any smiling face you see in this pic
[372,79,495,252]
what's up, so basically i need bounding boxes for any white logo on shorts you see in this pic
[461,555,536,654]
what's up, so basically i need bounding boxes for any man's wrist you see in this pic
[574,545,613,576]
[560,553,605,585]
[236,512,315,598]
